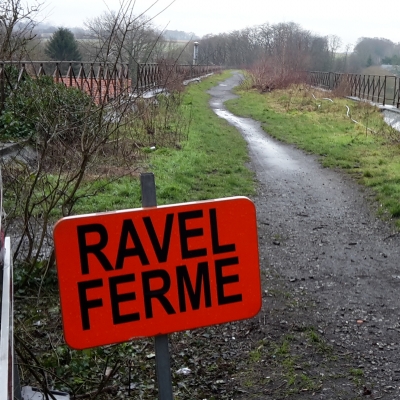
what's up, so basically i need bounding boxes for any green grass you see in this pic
[73,71,255,214]
[349,368,365,387]
[226,82,400,226]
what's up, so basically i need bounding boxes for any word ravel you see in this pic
[54,197,261,350]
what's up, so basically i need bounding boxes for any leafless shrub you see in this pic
[0,0,42,60]
[332,74,351,98]
[247,57,307,91]
[157,57,186,92]
[125,89,190,148]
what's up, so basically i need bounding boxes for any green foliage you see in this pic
[382,54,400,65]
[0,109,34,139]
[45,27,81,61]
[350,368,364,377]
[1,65,20,98]
[0,75,95,141]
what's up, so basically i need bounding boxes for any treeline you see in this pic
[198,22,346,71]
[198,22,400,74]
[352,37,400,67]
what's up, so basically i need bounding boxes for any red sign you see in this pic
[53,197,261,350]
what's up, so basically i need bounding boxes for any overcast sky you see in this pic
[41,0,400,50]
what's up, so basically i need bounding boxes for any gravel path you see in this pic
[208,72,400,399]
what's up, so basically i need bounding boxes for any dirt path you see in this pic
[208,72,400,399]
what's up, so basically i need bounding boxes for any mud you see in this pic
[208,72,400,399]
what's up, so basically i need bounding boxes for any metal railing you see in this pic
[0,61,131,107]
[0,61,223,108]
[307,71,342,91]
[307,71,400,109]
[136,63,222,91]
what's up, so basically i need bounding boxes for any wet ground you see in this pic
[208,72,400,399]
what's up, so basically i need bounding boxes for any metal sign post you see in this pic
[53,175,261,397]
[140,173,174,400]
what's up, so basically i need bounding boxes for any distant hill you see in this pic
[34,23,87,39]
[162,30,199,41]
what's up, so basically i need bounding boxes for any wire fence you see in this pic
[307,71,400,109]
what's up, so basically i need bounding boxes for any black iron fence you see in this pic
[307,71,400,109]
[0,61,223,108]
[136,63,221,90]
[0,61,131,107]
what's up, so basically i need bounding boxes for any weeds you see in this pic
[247,59,306,92]
[349,368,365,387]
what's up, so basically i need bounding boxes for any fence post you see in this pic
[54,63,60,84]
[383,76,387,106]
[97,64,103,105]
[67,63,73,88]
[89,64,94,97]
[17,63,26,84]
[38,63,45,77]
[397,77,400,109]
[136,63,141,92]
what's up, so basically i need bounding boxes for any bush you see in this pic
[0,75,96,142]
[246,58,307,92]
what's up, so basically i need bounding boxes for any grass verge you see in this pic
[225,82,400,226]
[73,70,255,214]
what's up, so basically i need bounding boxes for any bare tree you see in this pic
[83,1,166,67]
[200,21,337,73]
[0,0,42,60]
